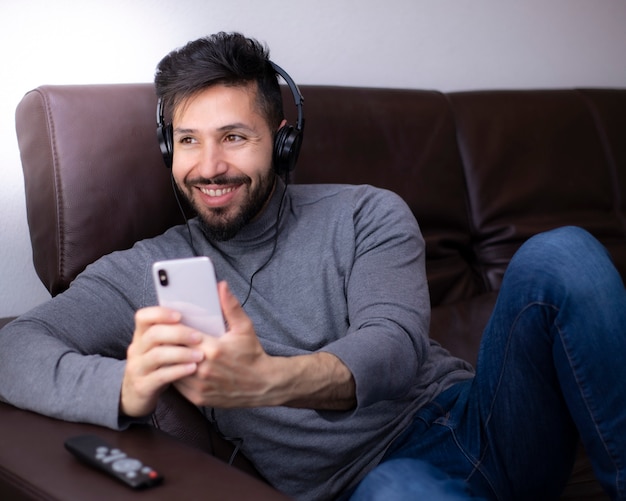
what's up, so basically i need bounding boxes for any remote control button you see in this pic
[101,451,127,463]
[112,458,142,473]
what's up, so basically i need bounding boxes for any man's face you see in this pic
[171,83,279,241]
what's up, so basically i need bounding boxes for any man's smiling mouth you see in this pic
[199,186,236,197]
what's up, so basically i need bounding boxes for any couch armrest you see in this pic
[0,402,289,500]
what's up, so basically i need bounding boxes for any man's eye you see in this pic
[179,136,196,144]
[225,134,244,143]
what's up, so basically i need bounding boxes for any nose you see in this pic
[174,140,229,180]
[197,142,229,179]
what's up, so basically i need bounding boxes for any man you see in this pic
[1,32,625,501]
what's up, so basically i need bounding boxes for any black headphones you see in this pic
[156,61,304,175]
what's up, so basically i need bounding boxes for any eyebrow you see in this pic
[173,123,257,136]
[173,127,196,136]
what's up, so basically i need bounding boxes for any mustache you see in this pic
[184,175,251,187]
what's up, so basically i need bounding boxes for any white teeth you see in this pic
[200,187,234,197]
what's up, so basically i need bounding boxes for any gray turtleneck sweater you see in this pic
[0,182,473,500]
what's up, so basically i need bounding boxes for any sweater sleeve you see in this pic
[321,187,431,408]
[0,246,157,429]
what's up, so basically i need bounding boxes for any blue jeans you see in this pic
[349,227,626,501]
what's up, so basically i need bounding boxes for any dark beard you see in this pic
[191,171,276,242]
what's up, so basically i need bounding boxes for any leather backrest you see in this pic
[15,84,182,296]
[16,84,626,306]
[448,89,626,290]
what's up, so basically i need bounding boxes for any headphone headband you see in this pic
[156,61,304,174]
[269,61,304,134]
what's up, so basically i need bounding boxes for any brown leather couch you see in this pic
[3,82,625,499]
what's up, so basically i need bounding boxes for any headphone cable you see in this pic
[170,172,199,256]
[240,176,289,307]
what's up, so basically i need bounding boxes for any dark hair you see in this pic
[155,32,284,131]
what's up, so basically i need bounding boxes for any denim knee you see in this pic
[349,458,483,501]
[514,226,602,265]
[505,226,618,297]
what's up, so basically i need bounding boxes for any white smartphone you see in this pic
[152,256,225,337]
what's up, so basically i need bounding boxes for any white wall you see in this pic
[2,0,626,317]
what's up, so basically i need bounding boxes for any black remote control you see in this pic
[64,434,163,489]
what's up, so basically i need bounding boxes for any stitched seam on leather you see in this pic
[442,92,485,293]
[38,88,66,292]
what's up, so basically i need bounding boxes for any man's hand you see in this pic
[174,282,356,410]
[120,307,205,418]
[173,281,278,407]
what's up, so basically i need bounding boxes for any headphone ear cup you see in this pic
[157,123,174,169]
[273,125,303,175]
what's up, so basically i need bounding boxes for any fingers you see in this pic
[132,306,202,350]
[120,306,205,418]
[133,306,180,338]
